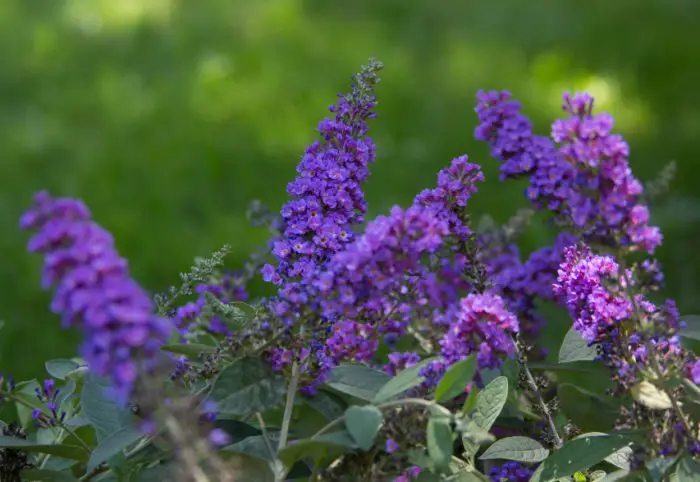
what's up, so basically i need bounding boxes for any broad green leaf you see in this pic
[45,359,82,380]
[679,315,700,341]
[304,390,346,421]
[278,431,357,466]
[472,376,508,431]
[676,455,700,481]
[88,427,142,469]
[0,436,89,462]
[226,453,275,482]
[373,357,438,403]
[461,387,479,414]
[598,470,631,481]
[605,446,633,470]
[161,343,217,358]
[344,405,383,451]
[210,357,287,417]
[646,454,680,482]
[326,364,390,401]
[435,355,477,403]
[536,433,636,481]
[479,436,549,463]
[81,374,133,440]
[12,379,43,427]
[223,434,276,462]
[20,469,78,481]
[427,417,453,470]
[558,384,619,433]
[559,327,598,363]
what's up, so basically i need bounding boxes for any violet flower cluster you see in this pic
[31,379,66,428]
[475,90,661,254]
[20,192,172,405]
[489,461,535,482]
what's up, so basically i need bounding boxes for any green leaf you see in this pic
[277,431,357,467]
[88,427,142,470]
[472,376,508,432]
[45,359,82,380]
[223,435,276,462]
[676,455,700,481]
[479,436,549,463]
[81,374,134,440]
[427,417,453,470]
[536,433,636,481]
[679,315,700,341]
[304,390,346,421]
[226,453,275,482]
[435,355,477,403]
[210,357,287,418]
[558,384,619,433]
[0,436,89,462]
[326,364,390,402]
[373,357,438,404]
[161,343,217,358]
[20,469,78,481]
[344,405,383,451]
[605,445,633,470]
[559,327,598,363]
[598,470,631,481]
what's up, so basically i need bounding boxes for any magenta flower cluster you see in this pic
[475,90,661,254]
[439,293,519,369]
[20,192,172,404]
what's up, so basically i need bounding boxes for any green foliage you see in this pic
[559,328,599,364]
[373,357,438,403]
[325,364,390,402]
[343,405,383,451]
[479,436,549,463]
[435,355,477,403]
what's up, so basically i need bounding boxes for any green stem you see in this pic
[683,378,700,401]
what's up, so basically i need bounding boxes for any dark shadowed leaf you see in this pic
[0,436,89,462]
[344,405,383,451]
[277,431,357,467]
[210,357,287,418]
[223,435,276,462]
[676,455,700,481]
[88,427,142,469]
[559,327,598,363]
[45,359,82,380]
[226,453,275,482]
[536,433,636,481]
[479,436,549,463]
[20,469,78,481]
[81,374,133,440]
[558,384,620,433]
[373,357,438,403]
[304,390,346,421]
[435,355,477,403]
[326,364,390,402]
[427,417,453,470]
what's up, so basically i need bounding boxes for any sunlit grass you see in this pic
[63,0,172,32]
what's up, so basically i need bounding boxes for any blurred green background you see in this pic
[2,0,700,381]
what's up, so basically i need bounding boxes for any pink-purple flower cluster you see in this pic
[439,293,519,369]
[553,244,632,343]
[475,90,661,254]
[20,192,172,405]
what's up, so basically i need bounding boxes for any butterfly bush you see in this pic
[1,61,699,482]
[19,192,172,405]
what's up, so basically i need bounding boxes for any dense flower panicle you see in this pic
[475,90,661,254]
[20,192,172,404]
[413,155,484,241]
[383,351,421,376]
[489,462,535,482]
[553,244,632,343]
[439,293,519,369]
[261,64,381,327]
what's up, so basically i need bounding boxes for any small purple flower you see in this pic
[688,360,700,384]
[21,192,172,405]
[209,428,231,447]
[385,438,400,454]
[489,461,535,482]
[31,378,66,428]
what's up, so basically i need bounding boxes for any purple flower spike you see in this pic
[21,191,172,405]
